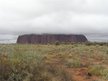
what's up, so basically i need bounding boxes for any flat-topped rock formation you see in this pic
[17,34,88,44]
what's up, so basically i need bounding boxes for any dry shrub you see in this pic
[0,55,72,81]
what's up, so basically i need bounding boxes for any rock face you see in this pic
[17,34,88,44]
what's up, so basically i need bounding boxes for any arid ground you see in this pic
[1,43,108,81]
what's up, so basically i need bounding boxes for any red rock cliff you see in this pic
[17,34,88,44]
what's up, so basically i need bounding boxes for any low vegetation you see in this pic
[88,64,108,80]
[1,43,108,81]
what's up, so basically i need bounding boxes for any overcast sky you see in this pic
[0,0,108,43]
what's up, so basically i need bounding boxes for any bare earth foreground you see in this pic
[1,43,108,81]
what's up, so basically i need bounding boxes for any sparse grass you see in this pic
[88,64,108,80]
[1,43,108,81]
[88,64,106,76]
[65,59,82,68]
[0,44,72,81]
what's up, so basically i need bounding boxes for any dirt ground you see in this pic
[46,56,101,81]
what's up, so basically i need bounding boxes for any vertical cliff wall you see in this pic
[17,34,88,44]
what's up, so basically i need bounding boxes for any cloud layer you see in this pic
[0,0,108,42]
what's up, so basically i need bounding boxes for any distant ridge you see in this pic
[17,34,88,44]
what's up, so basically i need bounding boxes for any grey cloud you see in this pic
[0,0,108,42]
